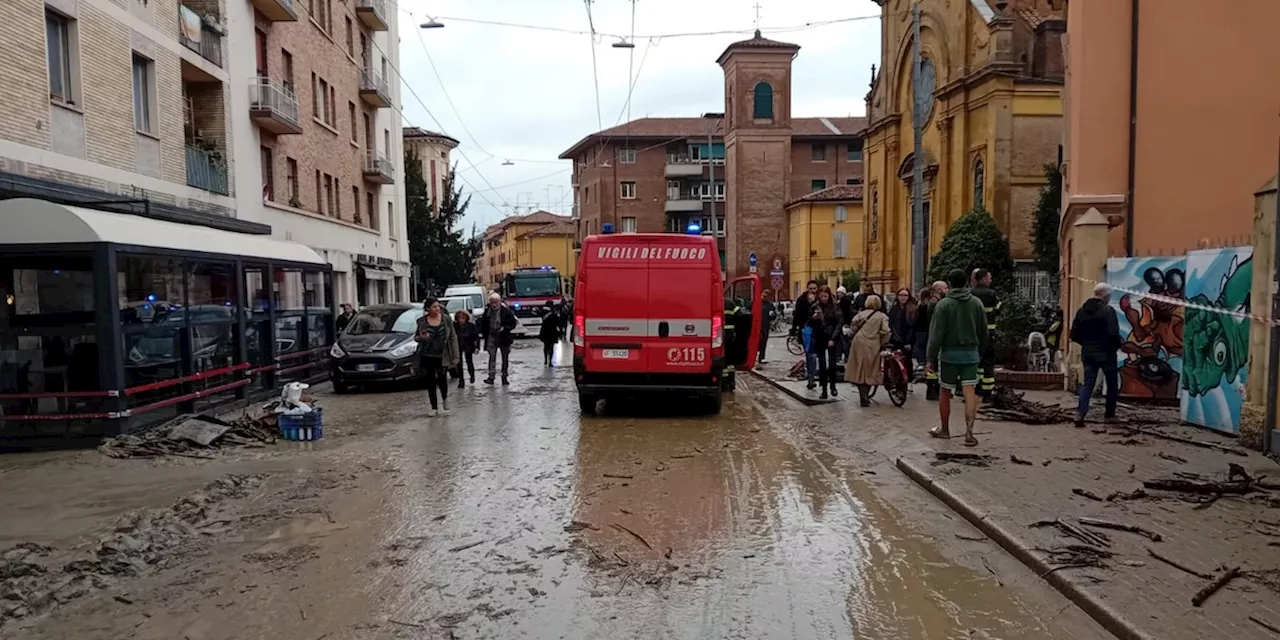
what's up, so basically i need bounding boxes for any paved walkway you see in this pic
[752,337,1280,640]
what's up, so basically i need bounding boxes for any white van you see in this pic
[442,284,527,336]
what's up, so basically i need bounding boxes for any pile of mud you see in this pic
[0,474,263,627]
[99,412,280,459]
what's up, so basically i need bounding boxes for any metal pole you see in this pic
[910,0,925,291]
[708,125,715,239]
[1266,138,1280,455]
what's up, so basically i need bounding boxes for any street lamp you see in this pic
[611,38,635,49]
[501,159,514,166]
[419,18,444,29]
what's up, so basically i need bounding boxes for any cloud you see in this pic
[395,0,881,231]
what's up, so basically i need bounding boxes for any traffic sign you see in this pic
[748,253,758,267]
[769,269,785,277]
[771,275,784,290]
[749,265,758,274]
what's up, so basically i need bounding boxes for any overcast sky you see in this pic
[395,0,882,233]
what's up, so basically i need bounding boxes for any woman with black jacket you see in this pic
[912,286,935,377]
[887,288,918,374]
[453,310,480,388]
[814,285,843,399]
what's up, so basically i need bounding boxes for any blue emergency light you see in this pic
[601,222,615,235]
[538,265,554,271]
[685,222,702,235]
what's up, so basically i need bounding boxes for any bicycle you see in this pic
[880,346,910,407]
[786,332,804,356]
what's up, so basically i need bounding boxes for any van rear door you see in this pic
[644,242,715,375]
[581,239,650,373]
[726,275,763,371]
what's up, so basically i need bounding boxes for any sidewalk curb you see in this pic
[746,369,831,407]
[895,456,1156,640]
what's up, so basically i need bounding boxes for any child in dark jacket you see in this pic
[454,310,480,387]
[538,301,561,366]
[804,306,829,391]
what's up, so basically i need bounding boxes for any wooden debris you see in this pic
[1191,566,1240,607]
[1009,454,1034,466]
[99,411,279,458]
[1136,428,1250,457]
[1156,451,1188,464]
[1078,516,1163,542]
[1105,488,1148,502]
[603,473,635,480]
[447,540,485,553]
[1128,464,1136,474]
[1073,488,1105,502]
[954,533,988,542]
[933,452,995,467]
[610,522,653,550]
[1143,478,1253,495]
[1251,615,1280,636]
[1146,547,1213,579]
[980,387,1074,425]
[1031,518,1111,548]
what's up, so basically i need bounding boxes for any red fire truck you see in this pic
[502,266,564,333]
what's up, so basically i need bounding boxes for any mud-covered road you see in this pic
[1,342,1110,639]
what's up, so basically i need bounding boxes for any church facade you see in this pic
[860,0,1066,290]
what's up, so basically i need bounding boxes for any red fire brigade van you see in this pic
[571,232,762,414]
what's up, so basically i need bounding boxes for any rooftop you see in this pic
[559,116,868,159]
[485,211,571,238]
[786,184,865,206]
[716,30,801,65]
[403,127,460,148]
[517,220,576,239]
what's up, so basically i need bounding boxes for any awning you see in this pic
[0,198,326,265]
[358,264,396,281]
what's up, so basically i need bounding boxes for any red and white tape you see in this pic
[1065,273,1277,327]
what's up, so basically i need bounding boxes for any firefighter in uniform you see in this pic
[971,268,1000,400]
[723,297,744,391]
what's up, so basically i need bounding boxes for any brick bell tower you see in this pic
[717,31,799,282]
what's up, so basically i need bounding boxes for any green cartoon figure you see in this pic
[1182,254,1252,397]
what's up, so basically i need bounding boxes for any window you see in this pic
[618,147,636,164]
[261,147,274,201]
[323,174,334,215]
[366,192,375,226]
[255,29,268,77]
[847,141,864,162]
[352,186,361,223]
[131,54,154,134]
[833,231,849,259]
[313,75,333,126]
[752,81,773,119]
[345,17,353,54]
[314,170,321,211]
[973,157,986,208]
[310,72,318,117]
[363,113,371,147]
[286,157,299,203]
[810,179,826,192]
[846,178,863,185]
[379,201,389,231]
[811,144,826,162]
[281,49,294,92]
[666,179,680,200]
[383,129,390,154]
[46,10,75,104]
[620,181,636,199]
[621,217,637,233]
[348,102,357,141]
[870,186,879,243]
[835,205,847,222]
[715,183,725,200]
[333,178,340,216]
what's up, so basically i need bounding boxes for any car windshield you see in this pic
[507,273,560,297]
[345,308,421,335]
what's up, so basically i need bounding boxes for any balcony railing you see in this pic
[354,0,388,30]
[178,15,224,68]
[186,144,229,195]
[250,0,297,21]
[248,77,302,134]
[363,150,395,184]
[358,68,392,108]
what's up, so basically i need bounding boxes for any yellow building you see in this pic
[862,0,1065,290]
[787,185,867,296]
[477,211,572,290]
[515,221,577,280]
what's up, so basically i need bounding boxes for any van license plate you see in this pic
[601,349,629,359]
[357,364,377,372]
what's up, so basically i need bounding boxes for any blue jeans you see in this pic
[806,352,819,383]
[1077,354,1119,419]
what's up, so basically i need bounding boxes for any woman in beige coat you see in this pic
[845,294,891,406]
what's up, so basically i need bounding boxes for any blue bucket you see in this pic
[278,408,323,441]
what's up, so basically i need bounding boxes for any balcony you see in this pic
[664,196,705,213]
[354,0,388,31]
[186,144,229,195]
[248,78,302,134]
[363,150,395,184]
[664,155,723,177]
[358,68,392,108]
[178,8,223,69]
[251,0,297,21]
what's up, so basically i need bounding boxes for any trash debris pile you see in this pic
[98,412,279,459]
[979,387,1075,425]
[0,475,263,626]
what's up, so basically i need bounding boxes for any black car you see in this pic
[328,303,424,393]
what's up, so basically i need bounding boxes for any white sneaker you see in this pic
[427,409,438,418]
[441,398,450,414]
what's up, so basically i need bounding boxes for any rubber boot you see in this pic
[830,382,839,397]
[925,379,940,401]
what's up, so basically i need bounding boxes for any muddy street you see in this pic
[1,343,1108,639]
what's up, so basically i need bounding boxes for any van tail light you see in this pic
[711,315,723,349]
[573,314,585,347]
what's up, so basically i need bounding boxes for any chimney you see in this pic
[1033,19,1068,79]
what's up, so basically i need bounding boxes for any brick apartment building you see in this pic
[0,0,408,306]
[559,33,865,279]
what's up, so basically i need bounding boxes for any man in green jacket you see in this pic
[926,268,989,446]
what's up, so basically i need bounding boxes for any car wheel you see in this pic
[705,392,723,415]
[578,392,598,415]
[332,380,352,394]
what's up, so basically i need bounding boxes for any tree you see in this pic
[405,149,480,297]
[1032,162,1063,291]
[839,268,861,293]
[927,206,1017,292]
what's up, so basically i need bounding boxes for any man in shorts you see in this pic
[925,269,989,446]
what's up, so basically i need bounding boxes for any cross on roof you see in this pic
[753,2,762,30]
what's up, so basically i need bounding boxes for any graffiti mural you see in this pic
[1180,248,1253,433]
[1106,257,1186,401]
